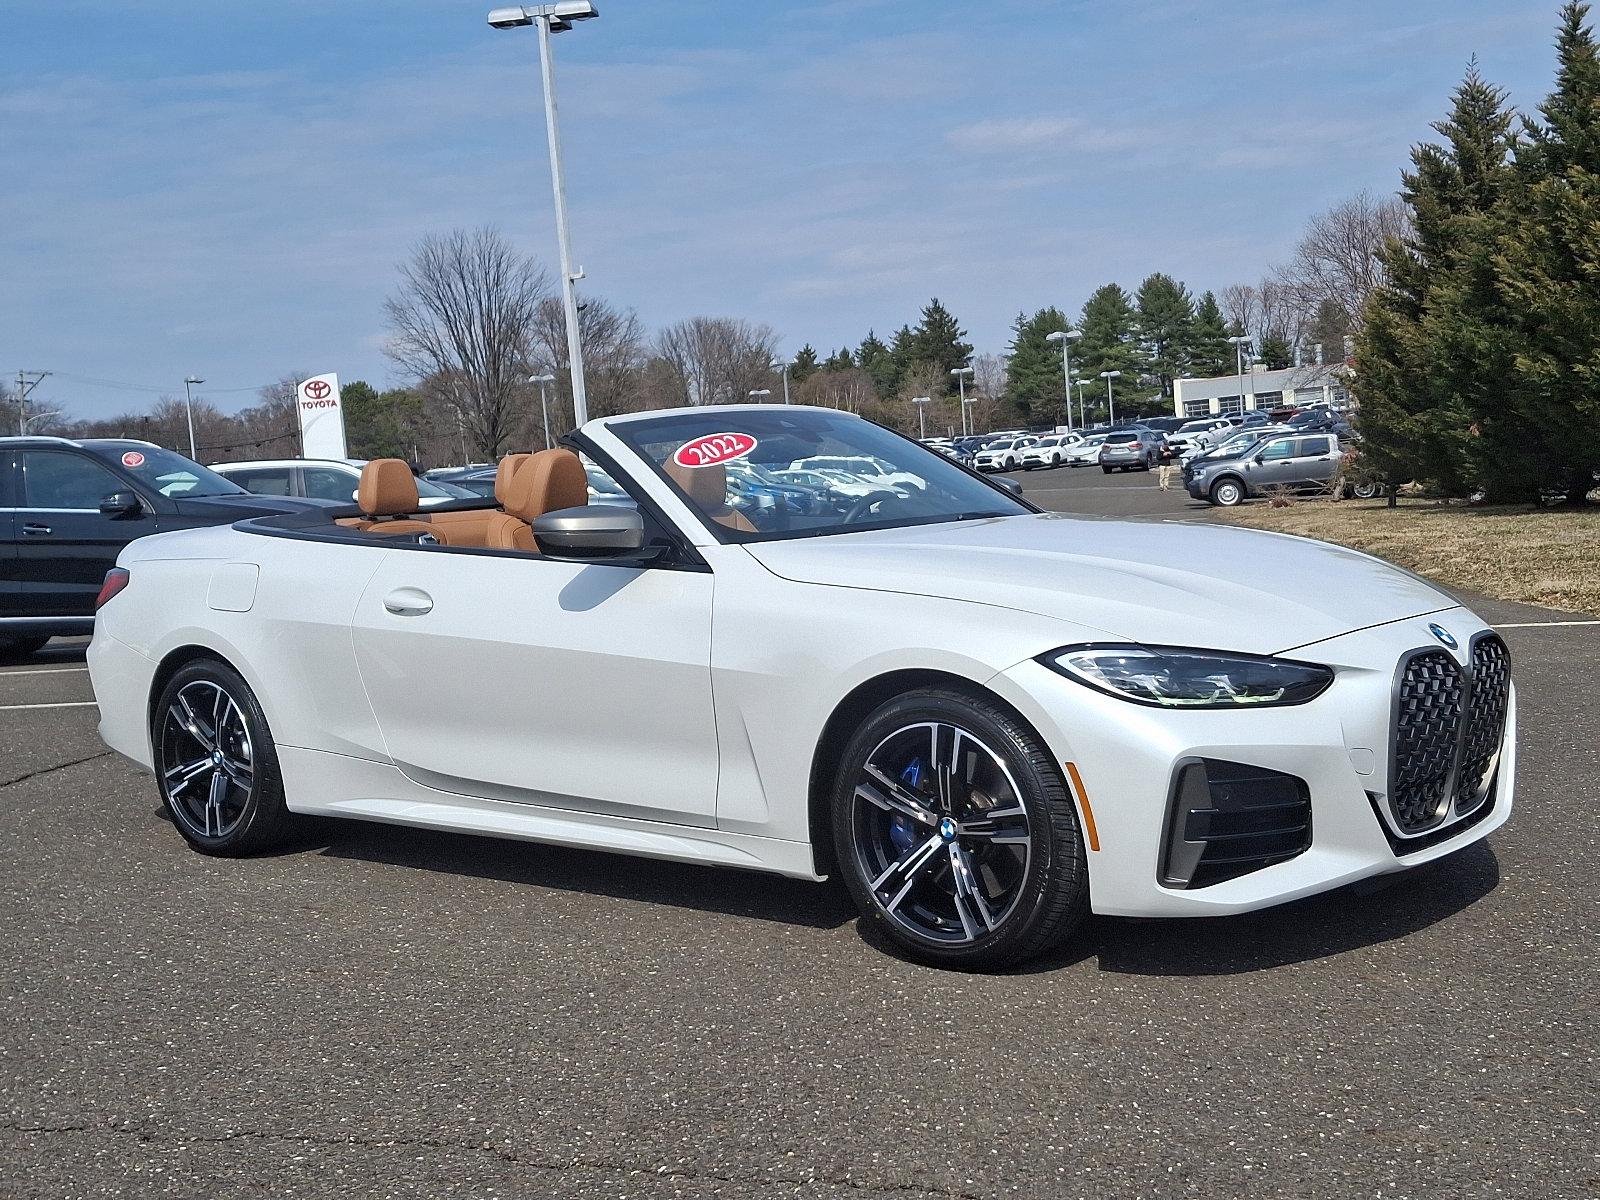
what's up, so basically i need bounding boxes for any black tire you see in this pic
[0,635,51,659]
[151,659,293,856]
[830,687,1089,971]
[1101,465,1113,474]
[1210,477,1245,507]
[1352,481,1383,500]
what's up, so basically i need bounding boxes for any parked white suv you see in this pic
[973,437,1039,472]
[211,458,460,507]
[1018,433,1084,470]
[1165,418,1234,455]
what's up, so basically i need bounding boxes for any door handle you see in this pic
[21,523,52,536]
[382,587,433,617]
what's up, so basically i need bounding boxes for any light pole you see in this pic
[529,372,556,448]
[20,408,62,434]
[950,366,973,436]
[1073,378,1092,428]
[182,376,204,459]
[489,2,599,426]
[1044,330,1081,431]
[770,358,793,405]
[1098,370,1121,426]
[14,370,50,436]
[1228,334,1252,415]
[911,395,932,440]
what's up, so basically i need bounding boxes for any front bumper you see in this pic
[988,616,1514,918]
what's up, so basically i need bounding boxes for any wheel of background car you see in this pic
[830,687,1088,970]
[153,659,293,857]
[1101,466,1113,474]
[1210,478,1245,507]
[1352,482,1383,500]
[840,490,903,525]
[0,635,52,659]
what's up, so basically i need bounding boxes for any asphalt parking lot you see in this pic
[3,468,1596,1199]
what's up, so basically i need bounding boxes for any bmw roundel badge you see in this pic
[1428,622,1458,649]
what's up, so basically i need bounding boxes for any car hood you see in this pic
[743,512,1457,655]
[172,493,336,517]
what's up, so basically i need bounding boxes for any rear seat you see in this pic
[427,453,529,548]
[344,459,452,543]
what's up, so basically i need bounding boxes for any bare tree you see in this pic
[531,295,648,428]
[1277,190,1409,329]
[383,227,551,457]
[797,367,875,414]
[973,353,1007,401]
[653,317,779,407]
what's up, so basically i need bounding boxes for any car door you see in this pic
[1288,435,1340,490]
[300,464,361,504]
[0,451,19,617]
[350,544,719,827]
[14,449,156,616]
[223,466,295,498]
[1243,436,1299,489]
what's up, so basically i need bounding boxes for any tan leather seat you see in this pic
[427,452,531,548]
[488,448,589,551]
[664,459,757,533]
[351,458,450,543]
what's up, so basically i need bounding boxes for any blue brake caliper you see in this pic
[889,758,923,854]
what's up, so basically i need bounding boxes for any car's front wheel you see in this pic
[153,659,293,856]
[1210,478,1245,506]
[831,688,1088,970]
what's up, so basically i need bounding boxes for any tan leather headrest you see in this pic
[494,453,531,505]
[665,458,730,509]
[358,459,419,517]
[505,449,588,522]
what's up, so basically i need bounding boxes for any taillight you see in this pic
[95,568,130,611]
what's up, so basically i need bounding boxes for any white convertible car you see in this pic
[88,404,1514,970]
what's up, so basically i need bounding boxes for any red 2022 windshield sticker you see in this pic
[672,432,758,469]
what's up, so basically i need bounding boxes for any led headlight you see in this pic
[1042,645,1333,709]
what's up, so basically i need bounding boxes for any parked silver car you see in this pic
[1185,432,1344,506]
[1097,429,1161,473]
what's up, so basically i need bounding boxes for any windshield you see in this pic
[87,444,246,498]
[612,408,1030,541]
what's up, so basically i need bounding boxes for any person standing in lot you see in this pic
[1156,441,1177,491]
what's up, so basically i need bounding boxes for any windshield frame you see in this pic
[605,409,1040,545]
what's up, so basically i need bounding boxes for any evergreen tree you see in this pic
[1075,284,1142,423]
[1304,298,1351,364]
[857,330,898,399]
[1189,291,1231,376]
[1258,334,1294,370]
[822,346,854,371]
[1134,273,1196,397]
[1355,61,1515,496]
[1493,2,1600,501]
[343,380,426,460]
[790,344,819,384]
[906,298,975,390]
[1003,307,1074,424]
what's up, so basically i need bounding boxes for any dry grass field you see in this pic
[1215,499,1600,616]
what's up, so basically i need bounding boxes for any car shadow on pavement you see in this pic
[303,818,857,931]
[1069,840,1502,977]
[0,638,89,667]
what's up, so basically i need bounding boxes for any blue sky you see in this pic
[1,0,1570,418]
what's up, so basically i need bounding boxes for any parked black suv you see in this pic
[1,437,329,655]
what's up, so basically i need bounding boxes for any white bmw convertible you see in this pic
[88,404,1514,970]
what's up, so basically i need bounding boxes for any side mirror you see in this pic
[99,491,143,519]
[994,477,1023,497]
[532,504,658,562]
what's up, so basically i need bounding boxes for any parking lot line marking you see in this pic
[0,701,98,711]
[0,667,90,676]
[1494,620,1600,628]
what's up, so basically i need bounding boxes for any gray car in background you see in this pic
[1097,428,1161,473]
[1186,432,1344,506]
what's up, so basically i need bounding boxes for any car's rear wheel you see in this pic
[1101,465,1112,474]
[1352,481,1384,500]
[153,660,293,856]
[1210,478,1245,506]
[0,635,51,659]
[831,688,1088,971]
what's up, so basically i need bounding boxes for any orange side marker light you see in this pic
[1064,761,1100,852]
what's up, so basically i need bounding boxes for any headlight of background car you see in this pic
[1041,645,1333,708]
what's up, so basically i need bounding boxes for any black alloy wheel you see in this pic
[153,660,293,855]
[832,688,1088,970]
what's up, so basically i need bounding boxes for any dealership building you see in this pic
[1171,363,1349,418]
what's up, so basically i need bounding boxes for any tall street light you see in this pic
[1073,377,1092,429]
[1227,334,1252,416]
[488,2,598,427]
[911,395,932,440]
[1044,330,1081,431]
[529,372,556,448]
[1098,369,1121,426]
[770,358,794,405]
[182,376,204,460]
[950,366,974,436]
